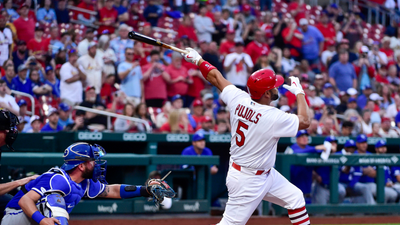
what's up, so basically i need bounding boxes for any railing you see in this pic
[11,90,35,116]
[73,106,152,132]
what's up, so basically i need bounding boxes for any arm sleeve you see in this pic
[244,54,254,67]
[31,173,71,197]
[272,109,299,138]
[85,179,106,198]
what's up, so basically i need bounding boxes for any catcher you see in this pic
[1,142,175,225]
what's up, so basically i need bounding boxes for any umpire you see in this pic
[0,110,38,220]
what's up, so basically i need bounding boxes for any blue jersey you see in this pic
[181,146,213,169]
[336,151,362,188]
[41,123,64,132]
[288,144,321,194]
[391,166,400,183]
[11,76,33,95]
[354,151,375,183]
[7,168,105,213]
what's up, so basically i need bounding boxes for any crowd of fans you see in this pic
[1,0,400,136]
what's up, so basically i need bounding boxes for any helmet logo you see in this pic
[63,149,69,157]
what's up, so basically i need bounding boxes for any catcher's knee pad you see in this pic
[37,193,69,225]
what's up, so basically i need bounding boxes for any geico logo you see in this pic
[166,134,190,142]
[337,137,350,144]
[368,137,386,144]
[78,132,103,140]
[123,133,147,141]
[209,135,231,142]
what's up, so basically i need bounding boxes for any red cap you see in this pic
[192,99,203,107]
[242,4,251,11]
[227,29,235,34]
[233,9,240,14]
[19,3,29,10]
[302,83,309,89]
[202,116,213,123]
[382,117,391,123]
[143,22,151,27]
[326,39,336,46]
[55,64,62,70]
[85,86,95,92]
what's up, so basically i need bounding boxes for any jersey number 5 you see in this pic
[235,121,249,147]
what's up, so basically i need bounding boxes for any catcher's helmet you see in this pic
[0,110,19,150]
[246,69,284,99]
[61,142,107,183]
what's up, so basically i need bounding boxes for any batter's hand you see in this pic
[283,76,305,96]
[182,48,202,66]
[39,218,60,225]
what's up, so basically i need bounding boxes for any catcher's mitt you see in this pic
[146,171,176,207]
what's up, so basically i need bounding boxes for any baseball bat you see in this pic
[128,31,188,54]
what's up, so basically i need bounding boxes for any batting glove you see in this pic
[182,47,202,66]
[283,76,305,96]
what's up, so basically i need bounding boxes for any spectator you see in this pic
[58,103,73,128]
[177,15,198,44]
[12,65,33,96]
[224,41,253,91]
[26,115,41,133]
[315,11,336,49]
[386,94,400,119]
[160,109,194,133]
[100,74,116,105]
[212,12,227,45]
[96,0,119,34]
[0,80,19,116]
[197,115,216,134]
[181,132,218,175]
[203,41,223,73]
[60,49,85,106]
[191,99,204,127]
[379,117,399,137]
[377,84,394,110]
[114,103,136,132]
[281,47,297,76]
[79,86,108,130]
[36,0,57,25]
[77,29,95,57]
[298,18,324,70]
[375,66,389,84]
[194,5,215,43]
[216,119,230,134]
[41,108,63,132]
[368,122,382,137]
[219,29,236,58]
[78,42,103,95]
[0,14,11,66]
[166,52,192,102]
[285,130,327,203]
[221,8,234,30]
[117,47,143,106]
[329,50,357,92]
[341,121,355,136]
[64,110,87,131]
[11,40,29,74]
[299,60,315,83]
[202,93,215,115]
[307,85,324,109]
[143,0,162,27]
[281,18,303,61]
[342,13,363,49]
[245,29,269,64]
[369,41,388,69]
[125,3,145,30]
[155,101,171,128]
[30,69,52,96]
[288,0,307,24]
[97,35,117,76]
[353,46,375,91]
[356,85,372,110]
[380,36,394,61]
[74,0,96,26]
[320,114,339,136]
[110,24,134,64]
[2,65,15,89]
[321,83,340,106]
[360,109,373,135]
[55,0,70,24]
[307,119,319,136]
[242,19,259,46]
[27,27,49,66]
[321,40,336,67]
[48,27,62,56]
[387,65,400,85]
[13,4,35,43]
[44,66,61,98]
[135,103,154,132]
[4,0,19,22]
[329,39,358,67]
[113,0,129,22]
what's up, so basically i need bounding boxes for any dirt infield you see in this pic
[70,215,400,225]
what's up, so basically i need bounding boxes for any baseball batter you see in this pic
[182,48,311,225]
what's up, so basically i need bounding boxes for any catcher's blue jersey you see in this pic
[6,168,105,213]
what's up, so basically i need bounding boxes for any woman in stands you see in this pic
[114,103,136,132]
[160,109,194,134]
[135,103,155,132]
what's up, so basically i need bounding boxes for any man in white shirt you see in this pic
[223,41,254,90]
[77,42,104,95]
[0,80,19,116]
[77,28,95,57]
[0,15,12,65]
[60,49,86,106]
[193,5,215,43]
[379,117,400,137]
[321,40,336,67]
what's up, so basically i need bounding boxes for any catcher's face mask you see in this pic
[92,144,107,184]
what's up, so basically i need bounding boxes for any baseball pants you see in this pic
[312,182,346,204]
[218,165,305,225]
[364,182,398,203]
[2,207,37,225]
[347,182,376,204]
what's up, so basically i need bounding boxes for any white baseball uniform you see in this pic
[217,85,308,225]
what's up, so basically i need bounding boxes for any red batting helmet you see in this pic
[247,69,284,99]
